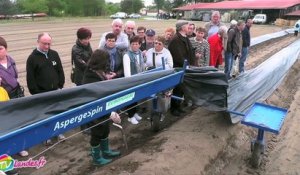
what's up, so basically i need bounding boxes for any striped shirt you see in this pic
[189,37,210,67]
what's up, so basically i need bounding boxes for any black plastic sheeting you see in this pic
[228,39,300,123]
[0,70,174,136]
[183,67,228,111]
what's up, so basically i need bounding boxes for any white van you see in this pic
[253,14,267,24]
[110,12,127,19]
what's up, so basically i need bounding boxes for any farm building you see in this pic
[174,0,300,23]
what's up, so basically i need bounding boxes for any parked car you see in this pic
[129,13,141,19]
[110,12,128,19]
[253,14,267,24]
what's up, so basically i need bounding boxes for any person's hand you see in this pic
[106,72,117,80]
[110,112,121,124]
[195,52,202,59]
[142,50,147,57]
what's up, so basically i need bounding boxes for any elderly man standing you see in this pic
[99,19,129,50]
[124,20,136,40]
[168,20,195,116]
[26,32,65,144]
[239,19,253,74]
[204,11,226,39]
[224,20,245,79]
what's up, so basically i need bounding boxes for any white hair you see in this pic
[125,20,136,27]
[230,20,238,25]
[112,18,123,26]
[218,26,228,34]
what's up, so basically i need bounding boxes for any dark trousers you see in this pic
[89,119,110,147]
[127,102,137,118]
[170,85,184,111]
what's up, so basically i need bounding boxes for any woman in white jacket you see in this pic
[145,36,173,70]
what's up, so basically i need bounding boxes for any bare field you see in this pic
[1,18,299,175]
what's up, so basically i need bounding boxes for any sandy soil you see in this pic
[1,18,299,175]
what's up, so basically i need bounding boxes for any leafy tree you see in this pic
[95,0,106,16]
[17,0,48,13]
[171,0,185,8]
[105,2,120,15]
[120,0,143,14]
[154,0,164,14]
[65,0,84,16]
[46,0,66,16]
[0,0,17,16]
[163,0,173,12]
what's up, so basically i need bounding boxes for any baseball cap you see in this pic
[145,29,156,36]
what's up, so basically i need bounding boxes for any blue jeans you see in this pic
[239,47,249,73]
[224,51,233,79]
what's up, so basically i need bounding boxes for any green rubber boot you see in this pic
[100,138,121,157]
[90,145,112,165]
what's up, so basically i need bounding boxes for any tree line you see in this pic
[0,0,218,17]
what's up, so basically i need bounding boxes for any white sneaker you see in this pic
[58,134,66,141]
[160,114,165,122]
[133,113,142,121]
[19,150,29,157]
[44,139,53,145]
[128,117,139,124]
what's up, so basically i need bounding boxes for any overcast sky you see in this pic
[106,0,154,6]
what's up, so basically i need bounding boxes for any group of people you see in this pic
[0,10,254,167]
[204,11,253,79]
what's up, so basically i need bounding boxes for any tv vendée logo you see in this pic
[0,154,47,172]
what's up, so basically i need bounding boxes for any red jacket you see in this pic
[208,33,223,67]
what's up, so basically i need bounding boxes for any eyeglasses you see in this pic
[127,27,134,30]
[154,42,163,46]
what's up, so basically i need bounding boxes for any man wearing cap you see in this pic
[99,19,129,50]
[168,20,195,116]
[144,29,156,50]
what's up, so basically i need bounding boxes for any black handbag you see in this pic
[71,58,75,83]
[9,84,25,99]
[70,67,75,83]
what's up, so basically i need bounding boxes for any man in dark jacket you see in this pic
[168,20,195,68]
[26,32,65,144]
[224,21,245,79]
[168,20,195,116]
[239,19,253,73]
[26,33,65,95]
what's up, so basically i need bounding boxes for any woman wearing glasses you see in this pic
[145,35,173,70]
[145,36,174,122]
